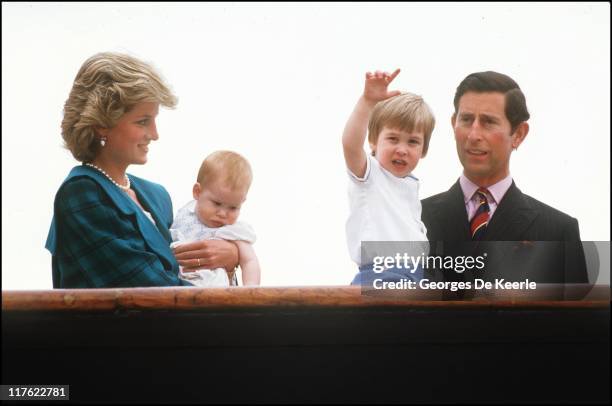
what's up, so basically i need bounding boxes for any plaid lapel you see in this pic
[48,166,175,268]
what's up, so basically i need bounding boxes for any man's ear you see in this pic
[451,113,457,129]
[192,182,202,200]
[512,122,529,149]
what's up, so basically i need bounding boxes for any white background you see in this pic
[2,2,610,289]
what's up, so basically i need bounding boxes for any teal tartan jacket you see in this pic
[46,165,192,288]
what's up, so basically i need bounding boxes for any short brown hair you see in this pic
[62,52,178,162]
[453,71,530,134]
[197,151,253,191]
[368,93,436,157]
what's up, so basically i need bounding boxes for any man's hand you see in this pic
[173,239,239,272]
[363,68,402,104]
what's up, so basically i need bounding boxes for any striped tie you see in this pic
[470,188,490,240]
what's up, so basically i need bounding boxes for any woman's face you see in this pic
[98,102,160,166]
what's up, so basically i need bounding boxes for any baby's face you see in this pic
[193,180,247,228]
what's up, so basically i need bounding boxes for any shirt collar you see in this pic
[187,199,197,213]
[459,173,513,204]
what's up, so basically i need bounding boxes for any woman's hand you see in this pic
[173,239,239,272]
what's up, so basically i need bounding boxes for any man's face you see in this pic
[453,91,526,187]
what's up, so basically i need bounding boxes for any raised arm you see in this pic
[235,241,260,286]
[342,69,402,178]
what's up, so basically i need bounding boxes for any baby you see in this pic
[170,150,260,286]
[342,69,435,285]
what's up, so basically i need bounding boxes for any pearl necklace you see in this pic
[85,163,131,191]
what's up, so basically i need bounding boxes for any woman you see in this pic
[46,52,238,288]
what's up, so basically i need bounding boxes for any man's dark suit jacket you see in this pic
[421,180,588,294]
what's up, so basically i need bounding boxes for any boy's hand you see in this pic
[363,68,402,104]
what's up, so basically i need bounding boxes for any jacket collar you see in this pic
[485,181,538,240]
[71,165,136,215]
[47,166,174,267]
[428,180,538,241]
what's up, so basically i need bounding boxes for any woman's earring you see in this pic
[100,136,107,147]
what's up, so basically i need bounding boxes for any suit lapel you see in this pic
[439,181,471,240]
[126,177,175,267]
[131,178,172,242]
[485,181,538,240]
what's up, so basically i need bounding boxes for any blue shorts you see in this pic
[350,263,423,286]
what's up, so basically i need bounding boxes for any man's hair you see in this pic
[368,93,436,157]
[453,71,530,133]
[197,150,253,191]
[62,52,178,162]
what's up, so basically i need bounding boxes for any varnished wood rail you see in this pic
[2,285,609,312]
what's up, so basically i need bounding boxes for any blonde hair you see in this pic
[61,52,178,162]
[368,92,436,157]
[197,151,253,191]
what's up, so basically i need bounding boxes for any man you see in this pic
[421,71,588,295]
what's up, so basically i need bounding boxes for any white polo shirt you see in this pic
[346,155,429,266]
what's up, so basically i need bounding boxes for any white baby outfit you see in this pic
[170,200,256,287]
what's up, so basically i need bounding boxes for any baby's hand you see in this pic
[363,69,402,103]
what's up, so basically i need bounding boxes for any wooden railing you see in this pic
[2,284,609,311]
[2,285,609,403]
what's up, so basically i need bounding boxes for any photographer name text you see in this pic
[373,278,537,291]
